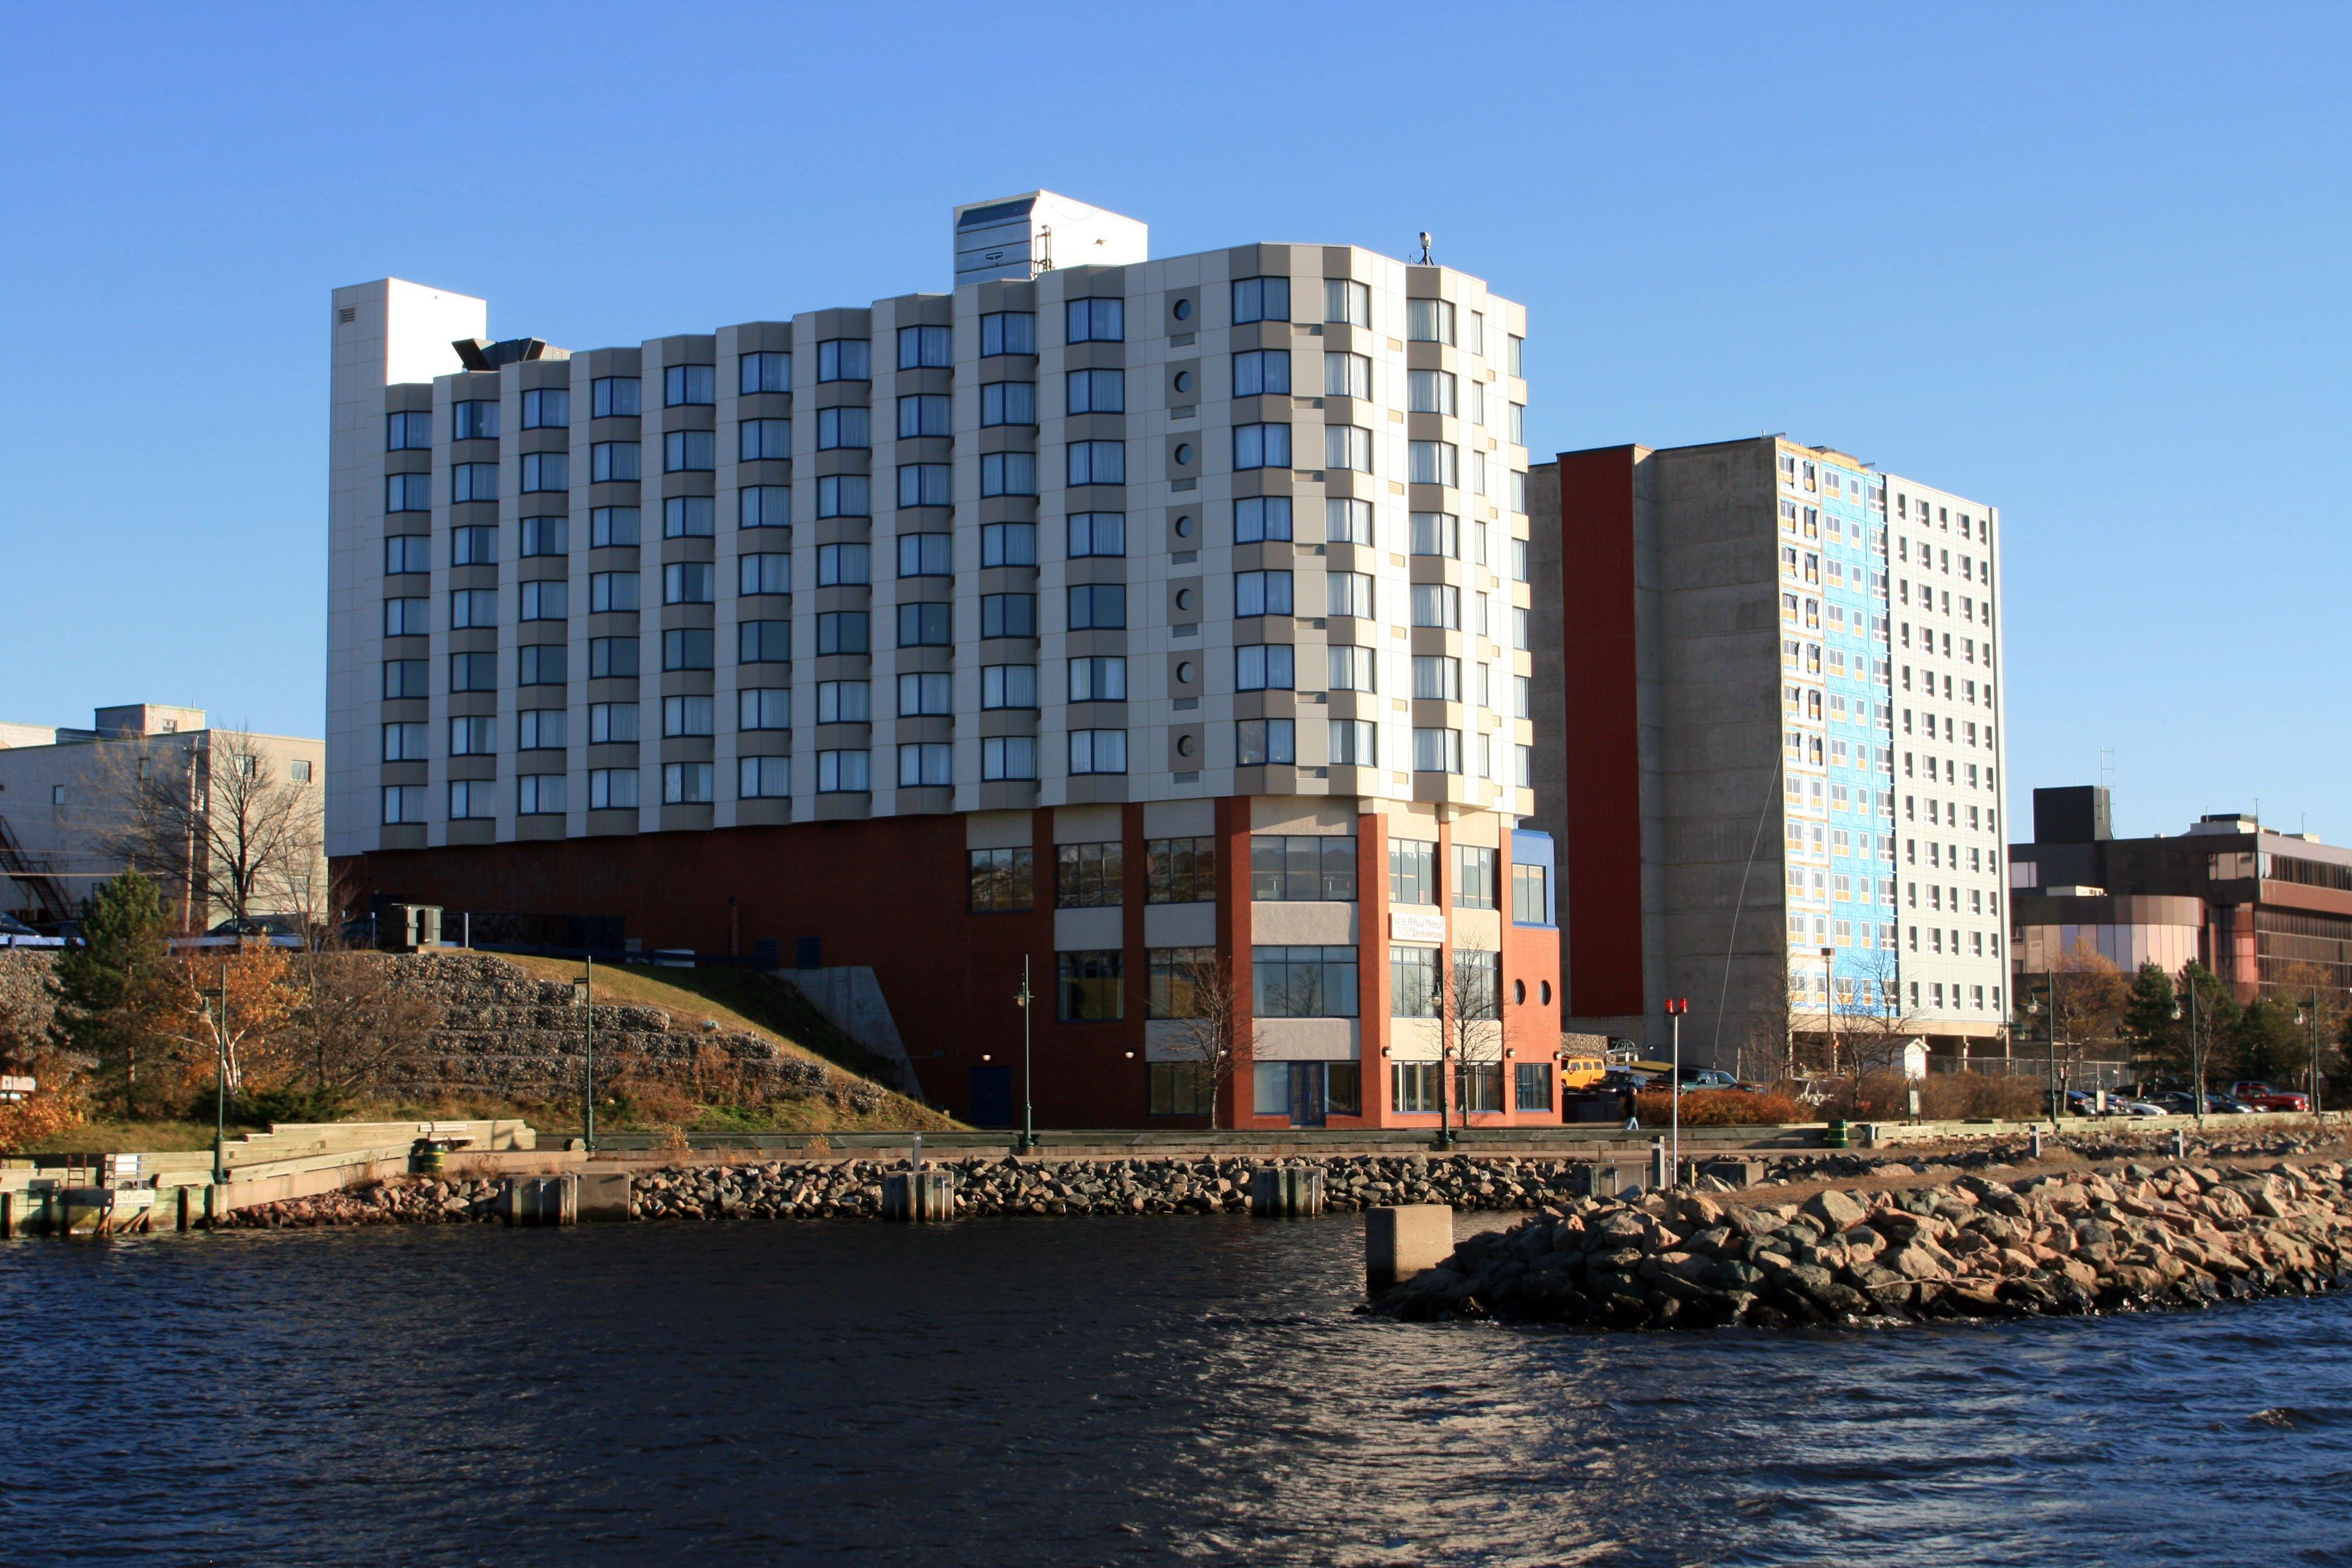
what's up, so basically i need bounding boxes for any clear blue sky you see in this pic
[3,3,2345,841]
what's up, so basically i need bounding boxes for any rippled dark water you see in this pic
[5,1214,2350,1567]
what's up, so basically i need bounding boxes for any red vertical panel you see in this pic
[1559,447,1645,1016]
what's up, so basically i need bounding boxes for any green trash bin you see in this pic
[1823,1117,1850,1149]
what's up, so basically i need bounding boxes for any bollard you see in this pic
[1249,1166,1325,1218]
[0,1191,13,1240]
[175,1186,193,1233]
[2029,1128,2043,1161]
[1649,1137,1667,1192]
[882,1169,956,1221]
[1366,1204,1454,1293]
[2172,1128,2187,1160]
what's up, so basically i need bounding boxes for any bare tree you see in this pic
[1829,947,1926,1096]
[1434,938,1514,1130]
[98,729,323,933]
[289,951,447,1099]
[1158,951,1256,1129]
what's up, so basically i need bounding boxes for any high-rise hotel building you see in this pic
[1527,437,2008,1071]
[327,193,1558,1129]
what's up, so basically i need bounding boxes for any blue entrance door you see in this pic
[1287,1064,1327,1128]
[969,1066,1013,1128]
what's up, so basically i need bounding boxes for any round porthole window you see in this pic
[1175,587,1195,611]
[1174,443,1192,465]
[1173,298,1193,321]
[1174,514,1194,538]
[1540,981,1553,1005]
[1514,980,1527,1005]
[1176,734,1195,757]
[1174,370,1194,394]
[1175,660,1194,684]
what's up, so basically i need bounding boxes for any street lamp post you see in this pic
[1012,956,1035,1153]
[572,956,596,1152]
[1819,946,1836,1078]
[206,968,227,1186]
[1665,998,1688,1184]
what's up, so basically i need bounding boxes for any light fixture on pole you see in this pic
[1664,998,1690,1184]
[1011,956,1035,1153]
[572,955,596,1152]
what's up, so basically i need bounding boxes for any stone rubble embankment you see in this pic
[1374,1158,2352,1328]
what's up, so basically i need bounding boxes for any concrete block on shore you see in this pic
[501,1175,577,1227]
[1250,1166,1325,1218]
[575,1171,632,1222]
[1367,1204,1453,1293]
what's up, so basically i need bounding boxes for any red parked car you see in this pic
[2231,1081,2311,1112]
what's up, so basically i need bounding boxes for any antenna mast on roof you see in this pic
[1034,226,1054,276]
[1416,231,1434,264]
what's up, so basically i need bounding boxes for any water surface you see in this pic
[4,1215,2348,1566]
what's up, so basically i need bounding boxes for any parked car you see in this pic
[1675,1067,1743,1091]
[2111,1099,2167,1117]
[2232,1081,2311,1113]
[0,912,64,949]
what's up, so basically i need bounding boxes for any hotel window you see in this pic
[1327,572,1376,619]
[897,533,950,577]
[817,474,871,516]
[897,394,950,439]
[740,417,791,462]
[1512,862,1550,925]
[662,762,714,804]
[1067,440,1125,486]
[1070,728,1127,774]
[740,552,791,596]
[1065,297,1124,344]
[1325,278,1371,327]
[664,365,716,407]
[816,749,870,792]
[980,312,1036,356]
[1235,570,1292,618]
[1146,837,1217,904]
[451,400,499,441]
[1509,403,1525,445]
[592,506,641,547]
[981,593,1037,639]
[1066,583,1125,630]
[662,431,713,472]
[1411,512,1460,558]
[1328,644,1375,692]
[1056,841,1124,908]
[1235,644,1295,691]
[589,571,640,612]
[1413,727,1462,774]
[1235,718,1294,766]
[588,768,638,810]
[1251,835,1357,901]
[1324,351,1371,399]
[1413,655,1461,701]
[1330,719,1376,766]
[1409,441,1457,488]
[1391,1061,1440,1113]
[1454,845,1498,910]
[1406,298,1455,344]
[897,324,951,370]
[519,581,566,622]
[1253,946,1359,1018]
[897,743,951,788]
[1325,425,1372,472]
[1056,950,1123,1022]
[816,407,870,450]
[1232,350,1289,398]
[969,846,1035,912]
[1391,946,1442,1019]
[662,695,714,738]
[981,381,1036,426]
[1233,423,1291,471]
[588,702,639,743]
[587,638,638,679]
[816,542,871,586]
[980,451,1037,497]
[386,410,431,450]
[982,734,1038,780]
[1231,275,1290,324]
[815,681,869,723]
[740,486,789,531]
[520,516,566,557]
[982,664,1038,709]
[381,720,428,761]
[1068,511,1126,557]
[897,672,952,716]
[814,611,867,655]
[740,351,789,395]
[1410,583,1460,629]
[381,786,426,825]
[1235,497,1292,544]
[1066,368,1126,413]
[665,627,716,669]
[663,561,715,604]
[739,687,789,731]
[385,473,433,512]
[1068,656,1126,702]
[893,606,950,648]
[815,339,870,382]
[1146,949,1216,1022]
[383,596,428,636]
[448,715,496,757]
[738,756,789,799]
[1390,839,1439,906]
[1407,370,1457,415]
[591,376,642,419]
[981,521,1036,567]
[517,774,565,815]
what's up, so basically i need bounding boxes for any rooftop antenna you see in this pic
[1034,225,1054,276]
[1416,230,1434,264]
[2099,746,2114,793]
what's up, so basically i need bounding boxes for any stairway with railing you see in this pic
[0,812,74,926]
